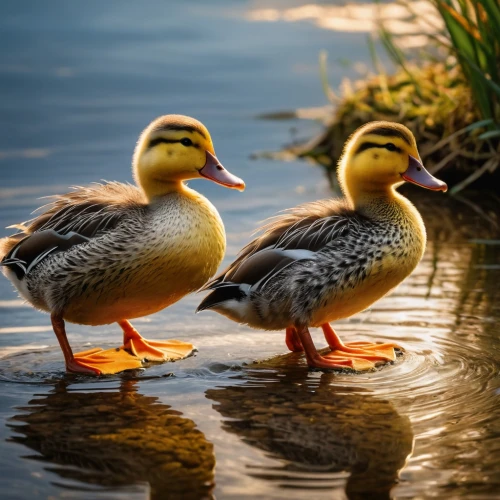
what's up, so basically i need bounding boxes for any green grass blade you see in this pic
[479,0,500,30]
[318,50,338,104]
[464,118,495,131]
[478,130,500,140]
[379,28,423,99]
[461,54,500,98]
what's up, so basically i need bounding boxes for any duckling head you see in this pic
[338,121,447,206]
[133,115,245,200]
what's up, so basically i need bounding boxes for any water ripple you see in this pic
[0,230,499,498]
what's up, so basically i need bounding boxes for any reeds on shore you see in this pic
[285,0,500,194]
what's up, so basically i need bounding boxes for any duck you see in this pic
[0,114,245,375]
[197,121,447,371]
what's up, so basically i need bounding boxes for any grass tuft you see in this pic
[287,0,500,194]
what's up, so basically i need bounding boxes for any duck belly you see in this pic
[51,192,225,325]
[63,267,205,325]
[65,238,224,326]
[310,256,417,326]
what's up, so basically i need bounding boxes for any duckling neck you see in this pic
[139,177,185,202]
[351,187,426,246]
[349,185,401,214]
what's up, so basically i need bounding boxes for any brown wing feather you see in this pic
[0,182,147,263]
[204,198,353,288]
[25,182,146,233]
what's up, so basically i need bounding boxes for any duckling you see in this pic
[1,115,245,375]
[197,122,446,371]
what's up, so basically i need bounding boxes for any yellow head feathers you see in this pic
[132,115,244,200]
[338,121,446,206]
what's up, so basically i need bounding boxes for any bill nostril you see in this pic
[416,166,422,171]
[216,165,224,171]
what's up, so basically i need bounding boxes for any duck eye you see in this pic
[385,143,397,151]
[180,138,193,147]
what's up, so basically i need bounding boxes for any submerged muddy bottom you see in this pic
[1,220,499,499]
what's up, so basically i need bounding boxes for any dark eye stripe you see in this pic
[148,138,180,149]
[355,142,402,155]
[148,138,200,149]
[361,126,412,145]
[153,124,207,140]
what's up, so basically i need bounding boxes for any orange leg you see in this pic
[119,320,195,362]
[51,313,142,375]
[296,325,376,371]
[285,327,304,352]
[321,323,401,364]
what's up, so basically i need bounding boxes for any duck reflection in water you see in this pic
[206,355,414,500]
[8,379,215,500]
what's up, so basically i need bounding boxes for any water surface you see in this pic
[1,2,499,499]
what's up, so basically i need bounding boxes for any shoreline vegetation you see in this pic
[260,0,500,197]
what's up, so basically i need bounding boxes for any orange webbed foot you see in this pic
[321,323,402,367]
[71,347,143,375]
[119,320,195,362]
[51,313,143,376]
[294,324,402,373]
[308,354,377,372]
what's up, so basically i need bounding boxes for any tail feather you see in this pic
[199,275,224,291]
[0,234,25,262]
[196,283,247,313]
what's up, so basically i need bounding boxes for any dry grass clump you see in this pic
[292,62,498,193]
[284,0,500,194]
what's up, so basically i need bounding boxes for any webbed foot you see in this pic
[321,323,401,368]
[306,354,378,371]
[119,320,195,362]
[294,324,402,372]
[71,347,143,375]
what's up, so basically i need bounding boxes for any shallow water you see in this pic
[1,2,500,499]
